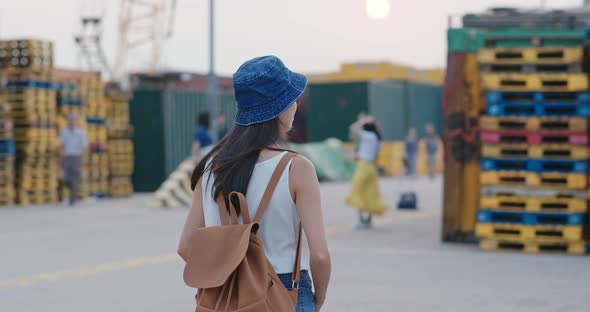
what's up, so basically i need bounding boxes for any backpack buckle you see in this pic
[292,281,299,290]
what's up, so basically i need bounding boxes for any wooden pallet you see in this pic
[476,223,585,242]
[479,238,586,255]
[480,116,589,132]
[480,195,587,213]
[480,130,588,145]
[481,74,588,91]
[478,47,584,64]
[480,171,587,189]
[482,144,590,160]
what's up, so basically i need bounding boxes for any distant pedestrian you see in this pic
[192,111,213,157]
[216,112,229,139]
[178,56,331,312]
[347,117,388,229]
[349,112,367,155]
[404,128,418,176]
[424,124,439,179]
[59,113,88,205]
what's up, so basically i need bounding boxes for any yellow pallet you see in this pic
[481,73,588,91]
[480,171,587,189]
[479,238,586,255]
[480,116,589,131]
[476,223,585,242]
[478,47,584,64]
[480,195,587,213]
[482,144,590,160]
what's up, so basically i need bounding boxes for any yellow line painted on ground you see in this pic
[0,254,180,288]
[0,211,437,289]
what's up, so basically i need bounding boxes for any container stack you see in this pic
[476,29,589,255]
[105,87,133,197]
[82,76,108,197]
[55,78,88,200]
[0,97,15,205]
[0,39,58,205]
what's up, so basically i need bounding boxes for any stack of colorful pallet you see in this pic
[476,31,589,255]
[0,97,15,205]
[0,39,58,205]
[55,79,88,200]
[82,76,108,197]
[105,88,133,197]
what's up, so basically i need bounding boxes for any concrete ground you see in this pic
[0,176,589,312]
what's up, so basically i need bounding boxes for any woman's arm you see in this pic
[177,178,205,262]
[349,119,363,141]
[290,155,332,310]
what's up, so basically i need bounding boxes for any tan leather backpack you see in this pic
[183,152,303,311]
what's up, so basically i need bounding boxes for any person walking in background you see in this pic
[192,111,213,157]
[347,116,388,229]
[404,128,418,176]
[349,112,367,155]
[424,124,439,179]
[178,56,331,312]
[59,113,88,206]
[216,112,229,139]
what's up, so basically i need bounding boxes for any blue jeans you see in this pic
[278,271,315,312]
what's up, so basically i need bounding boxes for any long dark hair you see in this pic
[190,118,286,215]
[363,122,382,141]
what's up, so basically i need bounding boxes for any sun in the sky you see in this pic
[366,0,391,20]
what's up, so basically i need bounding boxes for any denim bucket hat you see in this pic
[233,56,307,126]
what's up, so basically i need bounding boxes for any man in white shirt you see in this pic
[59,113,88,205]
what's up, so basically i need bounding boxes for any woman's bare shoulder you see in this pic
[290,154,318,181]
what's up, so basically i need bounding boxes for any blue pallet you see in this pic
[486,91,590,117]
[486,102,590,117]
[0,140,15,155]
[57,98,84,106]
[5,80,55,89]
[477,210,585,226]
[87,118,107,125]
[481,157,588,173]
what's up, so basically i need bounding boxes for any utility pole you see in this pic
[207,0,220,142]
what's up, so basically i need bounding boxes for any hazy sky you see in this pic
[0,0,584,76]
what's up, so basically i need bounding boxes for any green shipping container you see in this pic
[406,82,443,138]
[368,81,407,141]
[307,82,369,142]
[307,81,441,142]
[131,89,236,192]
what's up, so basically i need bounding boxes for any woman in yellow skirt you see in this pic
[347,117,388,229]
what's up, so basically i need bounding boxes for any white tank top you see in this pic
[202,151,311,274]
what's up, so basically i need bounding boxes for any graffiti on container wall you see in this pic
[443,80,480,166]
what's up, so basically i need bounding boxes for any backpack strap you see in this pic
[229,192,250,224]
[292,223,303,286]
[252,152,297,223]
[216,195,239,225]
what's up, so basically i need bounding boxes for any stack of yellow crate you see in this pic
[82,76,108,197]
[55,78,88,200]
[476,34,589,255]
[0,39,58,205]
[105,86,133,197]
[0,97,15,205]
